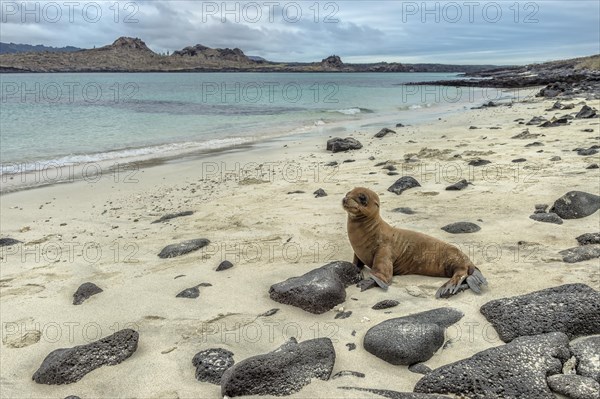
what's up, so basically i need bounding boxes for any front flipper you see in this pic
[357,278,377,291]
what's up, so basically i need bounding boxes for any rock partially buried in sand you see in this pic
[547,374,599,399]
[441,222,480,234]
[387,176,421,195]
[220,337,335,397]
[372,299,399,310]
[445,179,470,191]
[326,137,363,153]
[363,308,463,366]
[374,128,396,138]
[550,191,600,219]
[576,105,597,119]
[480,283,600,342]
[529,213,563,224]
[72,282,103,305]
[391,207,416,215]
[576,232,600,246]
[331,370,365,379]
[313,188,327,198]
[409,363,432,375]
[0,238,21,247]
[468,159,491,167]
[32,329,138,385]
[570,335,600,382]
[339,387,451,398]
[176,286,200,298]
[158,238,210,258]
[559,244,600,263]
[192,348,235,385]
[413,332,570,398]
[151,210,194,224]
[269,261,361,314]
[216,260,234,271]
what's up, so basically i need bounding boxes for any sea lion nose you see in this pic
[342,197,348,205]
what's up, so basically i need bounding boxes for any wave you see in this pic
[0,137,251,175]
[398,103,433,111]
[328,107,375,115]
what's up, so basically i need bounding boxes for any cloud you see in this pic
[0,0,598,64]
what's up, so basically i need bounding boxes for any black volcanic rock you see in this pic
[577,147,599,156]
[547,374,599,399]
[372,299,400,310]
[468,159,491,166]
[339,387,451,398]
[326,137,363,153]
[220,337,335,397]
[550,191,600,219]
[158,238,210,258]
[480,284,600,342]
[576,105,597,119]
[559,245,600,263]
[529,213,563,224]
[313,188,327,198]
[441,222,481,234]
[269,261,361,314]
[375,128,396,138]
[72,282,103,305]
[576,232,600,246]
[216,260,234,271]
[176,286,200,298]
[387,176,421,195]
[445,179,470,191]
[409,363,432,375]
[570,335,600,382]
[0,237,21,247]
[414,332,570,398]
[151,211,193,223]
[526,116,547,125]
[363,308,463,365]
[192,348,234,385]
[32,329,138,385]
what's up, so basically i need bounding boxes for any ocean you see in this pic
[0,72,513,184]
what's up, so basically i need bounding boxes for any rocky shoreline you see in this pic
[408,55,600,100]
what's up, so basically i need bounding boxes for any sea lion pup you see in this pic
[342,187,487,298]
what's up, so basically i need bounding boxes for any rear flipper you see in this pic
[466,269,487,294]
[436,269,488,299]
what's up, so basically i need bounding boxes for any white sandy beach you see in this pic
[1,93,599,398]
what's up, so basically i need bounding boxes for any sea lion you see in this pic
[342,187,487,298]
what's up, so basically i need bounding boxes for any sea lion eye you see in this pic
[358,193,368,205]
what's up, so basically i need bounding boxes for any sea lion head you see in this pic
[342,187,380,219]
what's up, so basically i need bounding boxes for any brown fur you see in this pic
[342,187,485,296]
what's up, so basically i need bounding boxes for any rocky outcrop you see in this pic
[269,261,361,314]
[480,284,600,342]
[414,332,570,398]
[220,337,335,397]
[32,329,138,385]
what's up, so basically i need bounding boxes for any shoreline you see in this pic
[1,87,501,195]
[1,89,598,398]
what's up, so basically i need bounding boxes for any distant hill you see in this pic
[0,42,82,54]
[0,36,498,73]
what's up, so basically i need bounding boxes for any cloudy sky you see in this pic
[1,0,598,64]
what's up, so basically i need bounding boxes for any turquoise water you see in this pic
[0,72,507,173]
